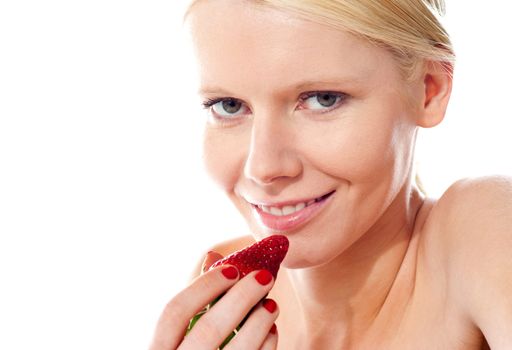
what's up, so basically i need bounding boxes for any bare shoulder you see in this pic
[423,175,512,348]
[427,175,512,251]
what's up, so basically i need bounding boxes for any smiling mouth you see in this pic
[251,190,335,217]
[249,190,335,232]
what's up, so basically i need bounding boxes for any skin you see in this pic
[150,1,512,349]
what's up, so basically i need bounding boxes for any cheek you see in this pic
[202,128,245,191]
[303,117,401,183]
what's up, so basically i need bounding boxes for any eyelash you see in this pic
[202,98,231,110]
[201,91,348,124]
[298,91,347,112]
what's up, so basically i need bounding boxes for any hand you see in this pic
[149,251,279,350]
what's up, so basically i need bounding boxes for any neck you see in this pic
[284,184,425,347]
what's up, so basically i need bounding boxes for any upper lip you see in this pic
[244,190,335,208]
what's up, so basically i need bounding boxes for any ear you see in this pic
[416,60,453,128]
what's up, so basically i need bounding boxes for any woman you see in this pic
[150,0,511,349]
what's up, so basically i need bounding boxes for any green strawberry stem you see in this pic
[185,293,269,348]
[219,328,238,349]
[185,293,224,335]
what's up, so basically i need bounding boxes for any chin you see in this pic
[280,249,339,270]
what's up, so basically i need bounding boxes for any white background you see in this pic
[0,1,511,349]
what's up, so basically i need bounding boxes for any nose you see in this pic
[243,113,303,186]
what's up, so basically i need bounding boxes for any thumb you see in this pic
[201,250,224,273]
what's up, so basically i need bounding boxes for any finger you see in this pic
[202,250,224,273]
[258,325,278,350]
[149,265,239,350]
[224,299,279,350]
[180,269,275,350]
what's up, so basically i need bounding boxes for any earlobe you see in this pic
[417,60,453,128]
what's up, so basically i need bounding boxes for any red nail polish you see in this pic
[221,266,238,279]
[262,299,277,313]
[255,270,273,285]
[269,323,277,334]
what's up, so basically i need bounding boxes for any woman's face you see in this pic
[188,0,423,268]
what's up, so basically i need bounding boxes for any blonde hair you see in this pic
[185,0,454,195]
[186,0,455,81]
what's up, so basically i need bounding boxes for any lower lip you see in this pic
[252,193,334,232]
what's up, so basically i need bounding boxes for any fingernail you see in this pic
[255,270,273,286]
[262,298,277,313]
[221,266,238,279]
[269,323,277,334]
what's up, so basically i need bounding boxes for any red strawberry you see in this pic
[185,235,289,348]
[209,235,289,278]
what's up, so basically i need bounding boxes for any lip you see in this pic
[249,191,335,232]
[246,191,334,208]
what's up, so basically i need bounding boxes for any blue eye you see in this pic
[203,98,249,118]
[300,92,346,111]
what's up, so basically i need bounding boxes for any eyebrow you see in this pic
[198,77,365,96]
[198,86,234,95]
[291,78,364,90]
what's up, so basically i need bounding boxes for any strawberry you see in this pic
[208,234,289,278]
[185,235,289,348]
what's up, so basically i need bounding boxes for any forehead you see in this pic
[186,0,401,95]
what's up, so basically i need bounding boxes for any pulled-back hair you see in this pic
[185,0,455,195]
[186,0,455,80]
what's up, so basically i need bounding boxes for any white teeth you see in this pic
[256,194,328,216]
[295,202,306,211]
[282,205,296,216]
[258,200,311,216]
[270,207,283,216]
